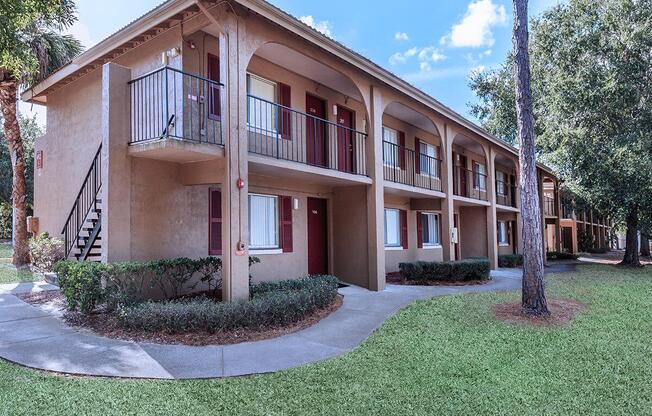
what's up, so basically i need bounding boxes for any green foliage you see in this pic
[28,231,64,272]
[0,114,41,206]
[577,230,595,252]
[53,261,105,314]
[0,201,10,240]
[546,251,580,261]
[399,258,491,282]
[116,275,339,333]
[0,0,82,85]
[498,254,523,268]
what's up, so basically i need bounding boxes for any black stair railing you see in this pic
[62,144,102,258]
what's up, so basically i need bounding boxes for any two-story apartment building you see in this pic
[22,0,562,300]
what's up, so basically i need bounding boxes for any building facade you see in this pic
[23,0,565,299]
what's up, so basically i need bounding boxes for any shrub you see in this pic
[587,247,609,254]
[546,251,579,261]
[29,232,65,272]
[398,258,491,282]
[498,254,523,268]
[54,261,107,314]
[578,230,595,252]
[0,202,11,240]
[116,275,339,333]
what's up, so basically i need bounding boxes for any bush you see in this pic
[546,251,579,261]
[587,247,609,254]
[498,254,523,268]
[29,232,65,272]
[55,257,224,314]
[398,258,491,282]
[578,230,594,252]
[0,202,11,240]
[116,275,339,333]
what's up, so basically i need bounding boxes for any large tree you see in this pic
[512,0,549,315]
[0,114,41,205]
[471,0,652,267]
[0,0,82,267]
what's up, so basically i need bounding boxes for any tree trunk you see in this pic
[640,232,650,257]
[620,206,641,266]
[512,0,549,316]
[0,80,30,268]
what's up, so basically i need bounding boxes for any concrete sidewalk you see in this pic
[0,270,521,379]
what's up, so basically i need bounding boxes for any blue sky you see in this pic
[20,0,562,126]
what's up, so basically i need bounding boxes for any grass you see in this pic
[0,242,38,284]
[1,264,651,415]
[0,242,11,260]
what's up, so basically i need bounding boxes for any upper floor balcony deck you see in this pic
[382,140,442,193]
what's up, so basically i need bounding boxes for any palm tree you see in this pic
[512,0,549,315]
[0,1,82,267]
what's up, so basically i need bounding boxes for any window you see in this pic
[420,142,439,177]
[496,171,507,195]
[497,221,509,245]
[249,194,279,249]
[247,73,277,131]
[382,127,398,166]
[384,208,401,247]
[421,212,441,246]
[474,162,487,191]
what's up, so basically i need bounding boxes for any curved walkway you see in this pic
[0,270,522,379]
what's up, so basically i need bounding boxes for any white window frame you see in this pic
[382,127,399,168]
[497,221,509,246]
[421,212,441,247]
[419,142,439,178]
[248,193,280,251]
[384,208,401,248]
[474,162,487,191]
[246,73,277,133]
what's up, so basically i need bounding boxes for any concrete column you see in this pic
[515,212,524,254]
[441,123,455,261]
[101,63,132,262]
[537,171,548,263]
[485,147,498,268]
[554,180,562,251]
[221,24,250,301]
[365,85,386,291]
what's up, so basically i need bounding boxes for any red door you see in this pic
[308,197,328,275]
[457,154,468,197]
[306,94,328,168]
[336,106,355,173]
[207,54,220,120]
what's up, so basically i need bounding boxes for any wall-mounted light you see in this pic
[362,119,367,133]
[332,105,338,116]
[293,198,300,210]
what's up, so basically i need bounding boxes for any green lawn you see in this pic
[0,242,39,284]
[0,242,11,260]
[1,264,651,415]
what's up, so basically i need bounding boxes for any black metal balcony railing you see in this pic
[382,141,442,192]
[495,179,517,207]
[543,196,556,216]
[247,95,367,176]
[453,166,488,201]
[128,66,224,145]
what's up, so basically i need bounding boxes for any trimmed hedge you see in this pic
[54,257,224,314]
[546,251,579,261]
[116,275,339,333]
[498,254,523,268]
[399,258,491,282]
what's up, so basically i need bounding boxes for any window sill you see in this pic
[249,248,283,255]
[384,246,404,251]
[421,244,442,250]
[498,243,510,247]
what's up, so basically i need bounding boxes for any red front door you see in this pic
[457,154,468,197]
[306,94,328,168]
[336,106,355,173]
[307,197,328,275]
[207,53,220,120]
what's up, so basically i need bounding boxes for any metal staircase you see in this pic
[62,145,102,261]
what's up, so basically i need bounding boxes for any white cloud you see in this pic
[394,32,409,41]
[299,15,333,38]
[389,46,445,67]
[441,0,507,48]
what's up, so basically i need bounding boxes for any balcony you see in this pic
[496,179,517,208]
[127,67,224,162]
[543,195,556,216]
[453,166,488,201]
[382,141,442,192]
[247,95,367,177]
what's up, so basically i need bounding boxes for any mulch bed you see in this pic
[19,291,343,346]
[493,299,586,327]
[386,272,490,286]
